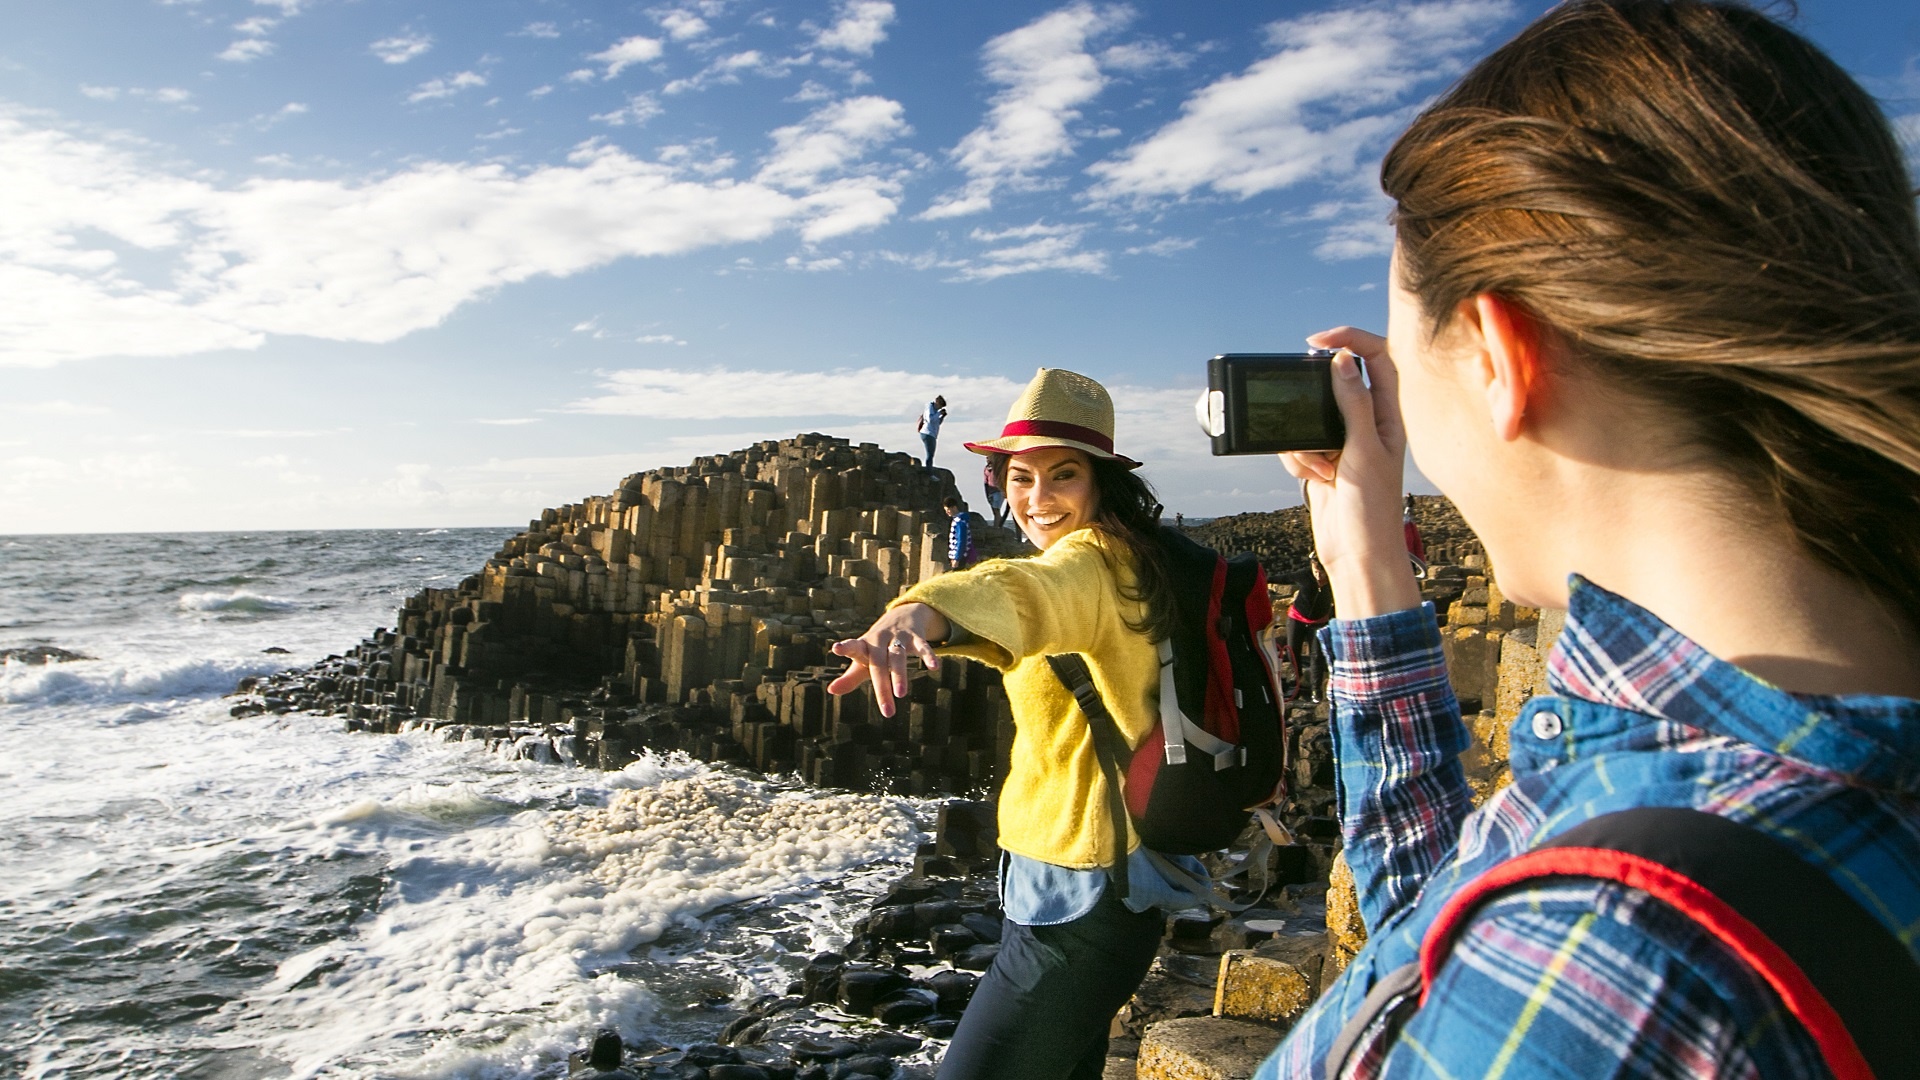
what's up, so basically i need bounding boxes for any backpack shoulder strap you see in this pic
[1046,653,1135,900]
[1418,807,1918,1080]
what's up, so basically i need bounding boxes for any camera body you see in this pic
[1197,350,1352,455]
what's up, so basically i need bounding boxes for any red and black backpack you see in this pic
[1047,525,1290,898]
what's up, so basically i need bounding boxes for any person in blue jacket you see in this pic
[1256,1,1920,1076]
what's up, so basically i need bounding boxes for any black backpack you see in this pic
[1048,526,1290,898]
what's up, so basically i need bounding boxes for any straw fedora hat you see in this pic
[963,367,1141,468]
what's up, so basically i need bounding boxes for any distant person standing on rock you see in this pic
[981,460,1009,528]
[1257,3,1920,1076]
[830,367,1205,1080]
[944,495,976,570]
[917,395,948,472]
[1403,493,1428,578]
[1285,553,1332,703]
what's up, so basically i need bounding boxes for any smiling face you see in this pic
[1005,446,1099,551]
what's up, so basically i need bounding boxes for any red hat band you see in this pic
[997,419,1114,455]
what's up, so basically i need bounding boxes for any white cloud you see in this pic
[757,95,908,188]
[787,80,835,103]
[1086,0,1513,204]
[371,33,433,65]
[219,37,274,63]
[1124,236,1197,257]
[591,94,663,127]
[1099,40,1189,73]
[636,333,687,344]
[0,114,912,366]
[566,366,1025,419]
[664,50,791,95]
[83,86,202,113]
[409,71,487,103]
[657,11,710,41]
[813,1,895,57]
[955,221,1107,280]
[589,36,665,80]
[518,22,561,39]
[922,3,1131,220]
[1,400,111,416]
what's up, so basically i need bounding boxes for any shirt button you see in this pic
[1531,710,1564,740]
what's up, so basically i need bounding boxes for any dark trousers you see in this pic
[1287,617,1328,700]
[937,888,1165,1080]
[922,433,938,470]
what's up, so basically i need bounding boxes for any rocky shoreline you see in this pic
[229,435,1543,1079]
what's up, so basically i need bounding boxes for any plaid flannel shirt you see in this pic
[1257,575,1920,1080]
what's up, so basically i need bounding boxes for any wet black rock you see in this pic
[910,901,959,932]
[860,1033,922,1057]
[927,924,978,960]
[263,646,291,655]
[792,1037,861,1062]
[874,990,936,1025]
[958,913,1000,942]
[707,1065,771,1080]
[926,969,978,1011]
[569,1029,645,1078]
[867,906,916,941]
[830,1055,894,1079]
[951,943,998,971]
[0,645,93,664]
[835,966,909,1016]
[681,1044,741,1067]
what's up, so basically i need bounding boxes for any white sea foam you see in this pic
[177,589,298,615]
[0,653,271,705]
[248,760,923,1078]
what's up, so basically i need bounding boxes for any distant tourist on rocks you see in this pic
[1258,2,1920,1078]
[1402,493,1428,578]
[830,367,1204,1080]
[917,394,948,472]
[980,459,1009,528]
[1284,553,1332,703]
[944,495,977,570]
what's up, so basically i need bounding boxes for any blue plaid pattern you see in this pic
[1256,576,1920,1079]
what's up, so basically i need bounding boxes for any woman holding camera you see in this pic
[829,367,1198,1080]
[1258,1,1920,1076]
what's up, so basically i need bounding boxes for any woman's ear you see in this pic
[1472,294,1543,442]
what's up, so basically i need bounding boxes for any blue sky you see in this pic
[1,0,1914,532]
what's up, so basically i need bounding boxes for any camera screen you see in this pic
[1238,366,1335,447]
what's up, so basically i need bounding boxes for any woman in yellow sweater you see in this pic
[829,367,1198,1080]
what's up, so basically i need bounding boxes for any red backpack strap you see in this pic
[1419,807,1919,1080]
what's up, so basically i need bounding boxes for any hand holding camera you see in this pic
[1198,328,1421,620]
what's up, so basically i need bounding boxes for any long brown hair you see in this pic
[1382,0,1920,637]
[987,451,1176,641]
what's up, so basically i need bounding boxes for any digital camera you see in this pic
[1196,350,1364,455]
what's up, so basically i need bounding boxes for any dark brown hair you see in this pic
[987,450,1176,641]
[1382,0,1920,636]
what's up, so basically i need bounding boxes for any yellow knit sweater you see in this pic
[892,527,1157,869]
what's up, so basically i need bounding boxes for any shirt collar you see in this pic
[1546,574,1920,796]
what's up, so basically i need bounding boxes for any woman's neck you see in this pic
[1554,475,1920,699]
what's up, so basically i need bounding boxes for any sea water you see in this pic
[0,529,925,1079]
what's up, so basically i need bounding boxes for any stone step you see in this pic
[1136,1016,1282,1080]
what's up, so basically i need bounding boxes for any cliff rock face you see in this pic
[272,433,1021,808]
[1181,495,1481,577]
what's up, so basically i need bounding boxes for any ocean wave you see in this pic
[177,590,297,615]
[0,654,272,706]
[251,765,922,1078]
